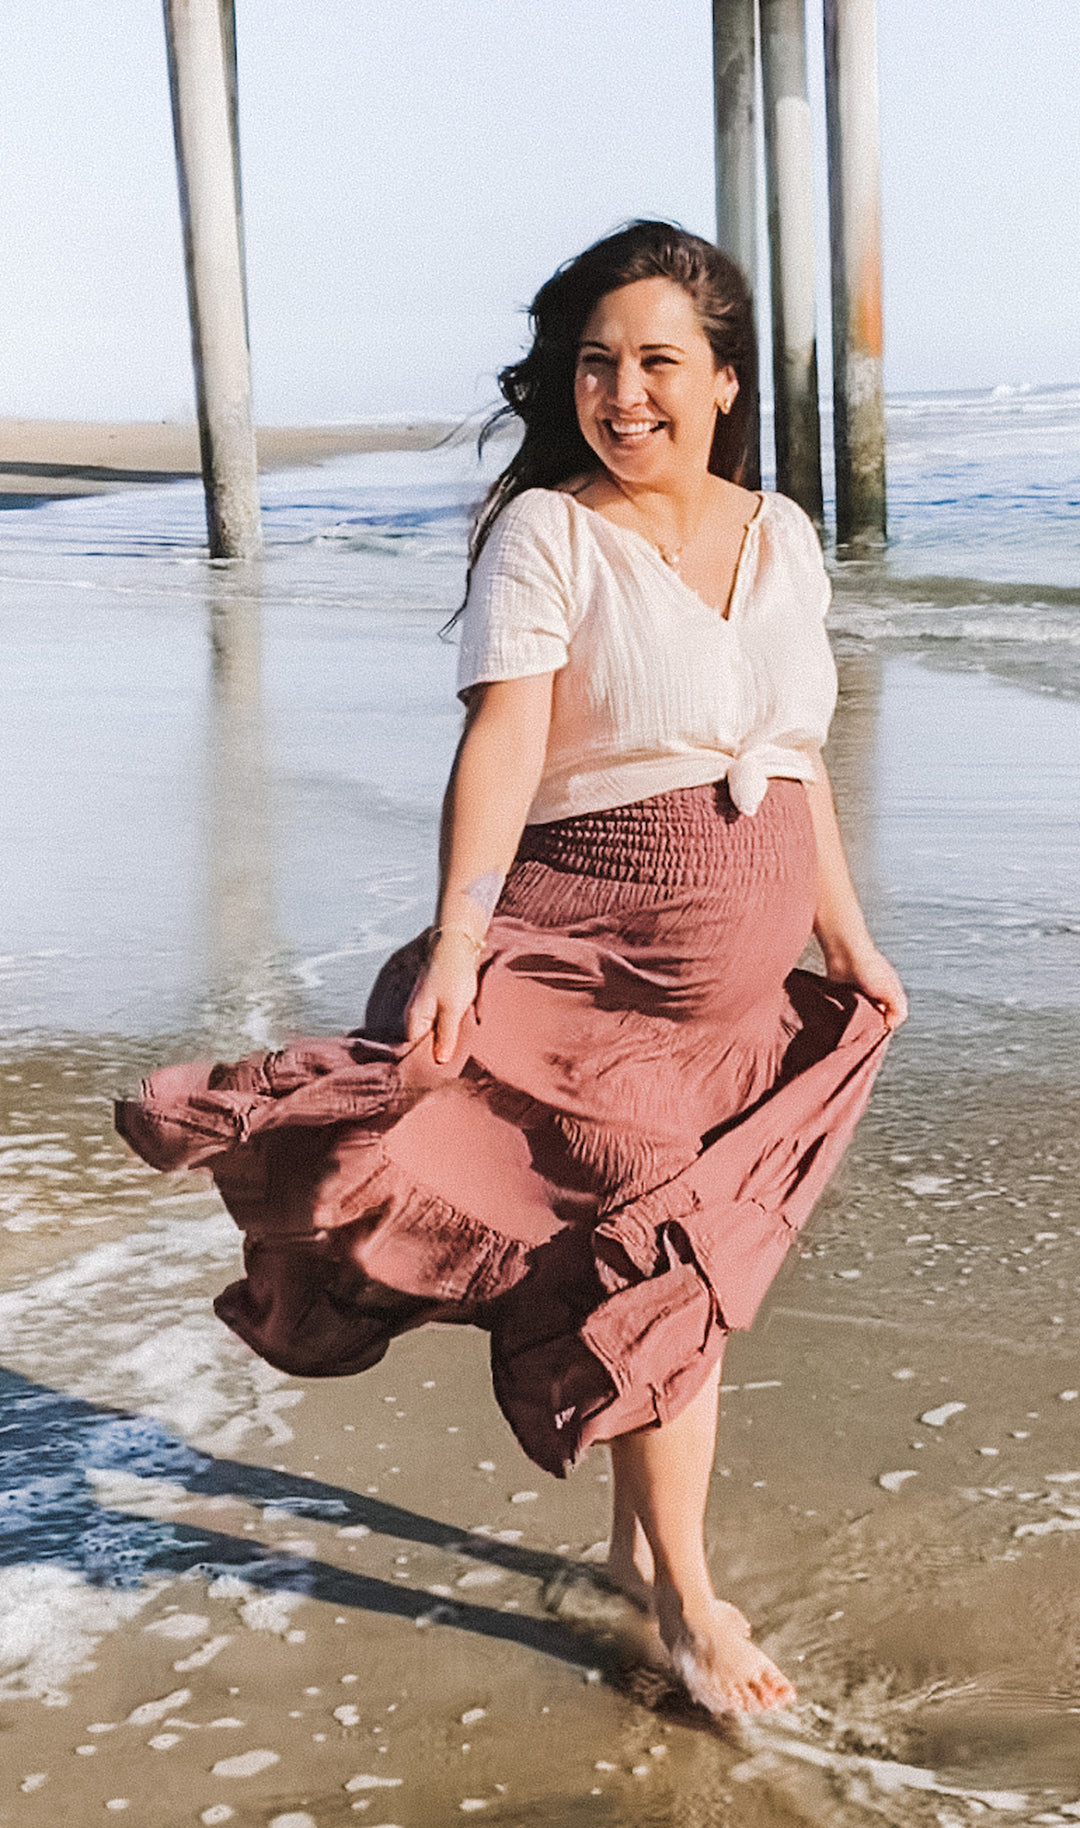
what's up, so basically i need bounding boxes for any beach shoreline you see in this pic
[0,418,467,502]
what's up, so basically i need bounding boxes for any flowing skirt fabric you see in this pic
[116,781,889,1476]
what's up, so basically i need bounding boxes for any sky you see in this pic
[2,0,1078,423]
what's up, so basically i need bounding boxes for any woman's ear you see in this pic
[714,364,740,417]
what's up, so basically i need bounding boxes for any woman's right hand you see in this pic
[404,930,481,1065]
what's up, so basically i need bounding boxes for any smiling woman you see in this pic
[570,278,756,614]
[468,220,757,574]
[574,279,738,474]
[118,219,905,1725]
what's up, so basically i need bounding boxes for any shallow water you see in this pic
[1,390,1078,1824]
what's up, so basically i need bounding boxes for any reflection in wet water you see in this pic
[826,648,884,912]
[200,566,293,1053]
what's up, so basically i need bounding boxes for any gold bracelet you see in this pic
[429,924,485,956]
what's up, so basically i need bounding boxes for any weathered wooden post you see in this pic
[711,0,761,488]
[163,0,261,558]
[217,0,249,339]
[760,0,824,524]
[824,0,887,545]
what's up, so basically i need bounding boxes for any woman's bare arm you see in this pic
[804,754,908,1029]
[406,672,555,1061]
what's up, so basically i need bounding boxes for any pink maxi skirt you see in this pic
[116,781,889,1476]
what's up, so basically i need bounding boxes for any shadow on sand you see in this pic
[0,1365,669,1693]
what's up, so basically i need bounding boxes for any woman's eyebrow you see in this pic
[577,340,685,354]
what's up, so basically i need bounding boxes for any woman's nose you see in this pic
[609,359,648,408]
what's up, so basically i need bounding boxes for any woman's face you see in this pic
[574,277,737,487]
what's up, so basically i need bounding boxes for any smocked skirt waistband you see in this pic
[516,779,806,887]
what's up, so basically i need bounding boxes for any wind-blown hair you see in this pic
[466,219,757,593]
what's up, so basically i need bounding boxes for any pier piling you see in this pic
[824,0,887,545]
[760,0,824,523]
[163,0,261,558]
[711,0,761,487]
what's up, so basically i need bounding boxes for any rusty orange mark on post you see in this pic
[854,244,883,357]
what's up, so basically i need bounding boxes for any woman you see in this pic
[118,221,905,1719]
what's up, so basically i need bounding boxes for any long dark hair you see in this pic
[466,219,758,589]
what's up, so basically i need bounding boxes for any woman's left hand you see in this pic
[821,942,908,1030]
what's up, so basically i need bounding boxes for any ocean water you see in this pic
[826,382,1080,704]
[0,382,1076,1047]
[0,385,1078,1825]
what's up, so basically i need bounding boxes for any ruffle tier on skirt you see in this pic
[116,781,889,1476]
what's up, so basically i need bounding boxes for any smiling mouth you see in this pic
[604,418,667,445]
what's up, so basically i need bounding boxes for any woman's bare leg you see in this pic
[608,1356,795,1715]
[605,1465,656,1611]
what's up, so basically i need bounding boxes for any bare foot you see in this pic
[658,1595,796,1716]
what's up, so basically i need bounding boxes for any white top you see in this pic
[456,485,837,823]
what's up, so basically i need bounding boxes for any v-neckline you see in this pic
[563,488,766,623]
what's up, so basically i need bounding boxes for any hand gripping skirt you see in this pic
[116,780,889,1477]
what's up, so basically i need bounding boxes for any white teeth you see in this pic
[609,421,657,436]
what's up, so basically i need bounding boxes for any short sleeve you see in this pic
[456,491,573,698]
[785,495,832,621]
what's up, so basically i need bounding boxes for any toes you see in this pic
[753,1671,796,1711]
[665,1606,796,1719]
[735,1657,796,1714]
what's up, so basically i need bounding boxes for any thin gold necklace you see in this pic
[607,477,708,573]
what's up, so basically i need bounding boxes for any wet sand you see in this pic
[1,478,1078,1824]
[2,1047,1078,1827]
